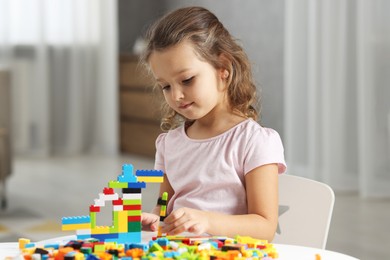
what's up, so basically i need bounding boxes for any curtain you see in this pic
[284,0,390,197]
[0,0,118,156]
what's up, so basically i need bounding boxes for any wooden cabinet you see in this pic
[119,54,162,157]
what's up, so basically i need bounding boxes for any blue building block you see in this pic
[156,237,169,247]
[62,216,91,225]
[89,233,119,241]
[127,182,146,188]
[44,243,60,249]
[135,169,164,177]
[105,232,141,244]
[127,243,149,251]
[118,164,138,183]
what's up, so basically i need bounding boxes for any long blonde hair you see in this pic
[141,6,259,131]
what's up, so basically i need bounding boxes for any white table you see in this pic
[0,234,359,260]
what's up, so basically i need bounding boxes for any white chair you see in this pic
[273,174,335,249]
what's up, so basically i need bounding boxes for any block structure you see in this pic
[61,164,163,243]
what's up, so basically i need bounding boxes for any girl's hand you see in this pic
[162,207,209,235]
[141,212,159,231]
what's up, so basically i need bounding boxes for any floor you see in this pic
[0,155,389,259]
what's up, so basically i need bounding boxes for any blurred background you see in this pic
[0,0,389,259]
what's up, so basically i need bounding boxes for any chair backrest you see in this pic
[272,174,335,249]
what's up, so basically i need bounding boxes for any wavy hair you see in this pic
[141,6,259,131]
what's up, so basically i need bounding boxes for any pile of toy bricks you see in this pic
[15,235,278,260]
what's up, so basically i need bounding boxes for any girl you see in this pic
[140,6,286,241]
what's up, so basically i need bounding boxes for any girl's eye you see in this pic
[162,85,170,91]
[182,77,194,85]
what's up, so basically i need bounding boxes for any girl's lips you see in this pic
[179,102,194,109]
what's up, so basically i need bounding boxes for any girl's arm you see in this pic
[162,163,279,241]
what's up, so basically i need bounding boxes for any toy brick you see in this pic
[24,243,36,248]
[91,226,110,234]
[90,212,96,228]
[160,209,167,216]
[113,205,124,211]
[135,169,164,177]
[149,241,164,252]
[94,243,107,253]
[18,238,31,249]
[89,205,100,212]
[118,211,128,233]
[113,198,123,205]
[109,225,118,234]
[127,210,142,216]
[126,182,146,189]
[123,199,142,205]
[118,164,138,183]
[122,188,142,194]
[157,192,168,237]
[122,164,134,174]
[123,193,142,200]
[103,187,114,194]
[136,176,164,183]
[127,221,141,232]
[108,180,128,189]
[128,243,149,251]
[62,223,91,231]
[98,193,119,201]
[156,237,170,247]
[128,216,141,222]
[114,232,141,244]
[111,211,119,233]
[62,216,91,225]
[94,198,105,207]
[123,205,142,211]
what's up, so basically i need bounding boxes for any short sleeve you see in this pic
[154,133,167,172]
[244,127,287,174]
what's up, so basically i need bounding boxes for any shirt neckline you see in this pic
[180,118,254,142]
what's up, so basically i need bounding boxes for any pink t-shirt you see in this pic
[154,119,286,215]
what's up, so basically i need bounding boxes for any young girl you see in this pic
[140,6,286,241]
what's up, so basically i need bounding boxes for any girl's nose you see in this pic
[171,86,184,101]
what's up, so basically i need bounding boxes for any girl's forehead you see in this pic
[153,41,197,59]
[149,42,203,70]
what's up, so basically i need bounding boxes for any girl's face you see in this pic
[149,41,228,121]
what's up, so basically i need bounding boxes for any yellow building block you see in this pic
[18,238,31,249]
[118,210,128,233]
[136,176,164,183]
[62,223,91,231]
[91,226,110,234]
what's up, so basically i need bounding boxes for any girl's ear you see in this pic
[218,53,232,79]
[221,69,230,79]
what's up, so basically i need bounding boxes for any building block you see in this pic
[61,164,166,244]
[157,192,168,237]
[135,169,164,176]
[62,216,91,225]
[91,226,110,234]
[103,187,114,194]
[89,205,100,212]
[62,223,91,231]
[123,193,142,200]
[108,180,128,189]
[18,238,31,249]
[136,176,164,183]
[118,164,137,183]
[123,199,142,205]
